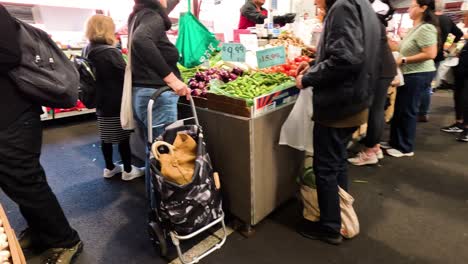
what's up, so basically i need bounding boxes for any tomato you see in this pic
[289,64,298,71]
[288,70,297,77]
[294,57,302,63]
[283,64,291,71]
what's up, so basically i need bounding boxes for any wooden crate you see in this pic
[180,94,252,118]
[0,204,26,264]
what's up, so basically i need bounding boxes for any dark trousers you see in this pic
[454,76,468,125]
[313,123,356,233]
[101,138,132,173]
[363,77,393,148]
[390,72,433,153]
[0,111,80,249]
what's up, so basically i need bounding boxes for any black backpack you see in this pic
[8,19,79,108]
[73,46,114,109]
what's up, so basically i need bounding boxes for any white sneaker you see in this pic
[348,151,379,166]
[375,149,384,159]
[103,165,122,178]
[386,148,414,158]
[122,165,145,181]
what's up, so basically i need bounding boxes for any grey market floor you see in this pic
[1,91,467,264]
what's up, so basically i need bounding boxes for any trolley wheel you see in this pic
[148,221,168,257]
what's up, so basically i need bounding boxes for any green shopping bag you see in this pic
[176,0,219,68]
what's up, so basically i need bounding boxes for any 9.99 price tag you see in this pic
[256,46,287,69]
[221,43,246,62]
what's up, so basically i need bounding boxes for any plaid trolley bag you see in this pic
[146,87,227,264]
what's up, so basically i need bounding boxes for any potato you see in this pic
[0,228,4,234]
[0,241,7,251]
[0,235,6,243]
[0,250,9,262]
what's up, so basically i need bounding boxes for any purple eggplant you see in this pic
[192,89,202,96]
[195,72,204,81]
[229,73,238,80]
[232,67,244,76]
[198,82,206,90]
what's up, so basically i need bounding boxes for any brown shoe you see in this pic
[41,241,83,264]
[418,115,429,122]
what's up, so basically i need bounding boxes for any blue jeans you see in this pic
[132,86,179,200]
[132,87,179,139]
[313,123,357,233]
[418,71,436,116]
[390,72,434,153]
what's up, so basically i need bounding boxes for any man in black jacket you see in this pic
[0,5,82,264]
[296,0,381,245]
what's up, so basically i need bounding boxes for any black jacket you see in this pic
[87,43,126,117]
[0,5,35,130]
[435,14,464,63]
[301,0,381,122]
[131,8,181,88]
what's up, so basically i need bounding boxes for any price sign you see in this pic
[221,43,246,62]
[239,34,259,51]
[256,46,287,69]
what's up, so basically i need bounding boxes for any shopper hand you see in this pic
[296,74,304,89]
[296,62,310,76]
[169,79,191,100]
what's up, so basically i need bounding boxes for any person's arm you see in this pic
[397,24,437,65]
[132,16,189,97]
[107,48,126,72]
[298,5,364,89]
[445,20,464,53]
[240,2,267,24]
[450,20,464,43]
[0,5,21,73]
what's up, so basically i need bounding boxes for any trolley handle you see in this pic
[147,87,200,142]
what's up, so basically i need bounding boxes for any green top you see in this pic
[400,23,437,74]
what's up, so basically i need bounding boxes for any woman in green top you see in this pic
[382,0,438,157]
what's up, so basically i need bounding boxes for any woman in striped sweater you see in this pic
[85,15,144,181]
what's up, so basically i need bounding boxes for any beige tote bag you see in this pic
[300,185,360,239]
[121,17,137,130]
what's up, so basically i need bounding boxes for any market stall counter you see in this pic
[178,93,304,232]
[130,43,313,232]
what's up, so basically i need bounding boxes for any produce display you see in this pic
[212,72,294,100]
[177,45,304,105]
[188,67,244,97]
[261,56,313,77]
[270,31,315,57]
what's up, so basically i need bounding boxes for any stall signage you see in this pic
[253,85,299,116]
[221,43,246,62]
[256,46,287,69]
